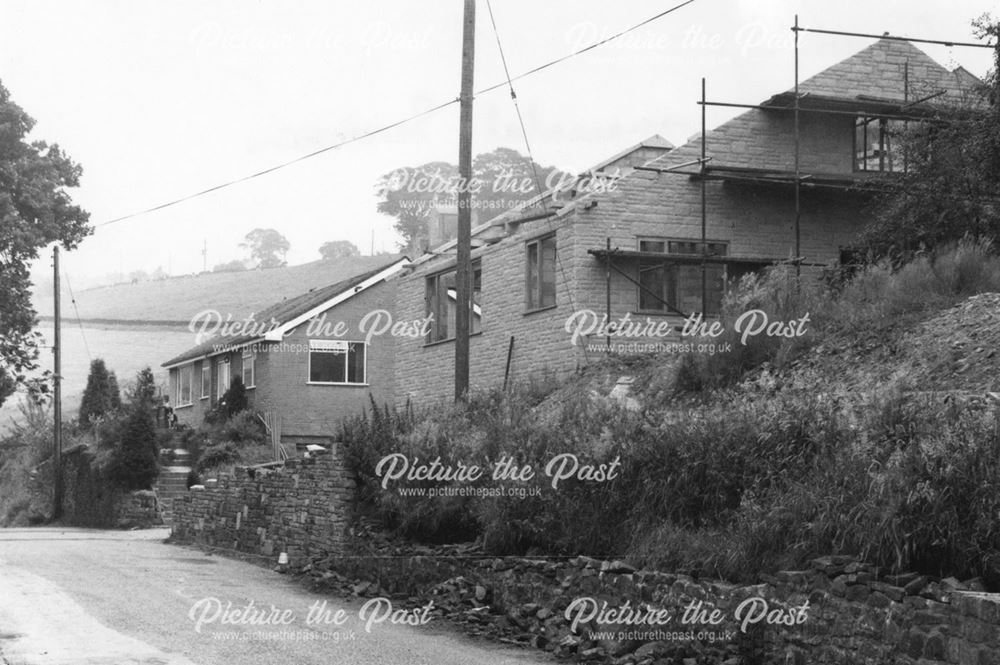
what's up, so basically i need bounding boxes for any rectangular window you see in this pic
[425,262,482,343]
[200,364,210,399]
[241,349,255,388]
[525,234,556,311]
[308,340,366,384]
[176,365,193,406]
[637,239,727,316]
[854,117,906,172]
[217,358,230,398]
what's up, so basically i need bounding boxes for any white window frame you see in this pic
[217,357,230,399]
[200,364,210,399]
[176,364,193,407]
[241,348,256,388]
[307,339,367,385]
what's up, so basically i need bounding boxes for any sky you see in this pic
[2,0,995,288]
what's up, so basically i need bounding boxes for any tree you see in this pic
[212,259,247,273]
[242,228,290,268]
[0,81,91,408]
[860,18,1000,258]
[78,359,121,427]
[126,367,158,416]
[109,406,159,491]
[319,240,361,260]
[375,148,561,253]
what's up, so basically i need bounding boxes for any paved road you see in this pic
[0,527,549,665]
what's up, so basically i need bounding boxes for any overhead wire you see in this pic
[95,0,699,229]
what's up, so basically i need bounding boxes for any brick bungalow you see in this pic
[163,257,408,450]
[392,38,982,405]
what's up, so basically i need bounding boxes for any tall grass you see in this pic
[338,239,1000,587]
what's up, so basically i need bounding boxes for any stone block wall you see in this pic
[170,452,354,566]
[304,547,1000,665]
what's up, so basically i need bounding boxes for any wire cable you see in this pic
[63,271,93,361]
[485,0,580,315]
[96,0,698,229]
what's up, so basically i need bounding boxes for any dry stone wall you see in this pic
[170,452,354,565]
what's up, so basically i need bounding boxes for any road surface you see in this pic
[0,527,550,665]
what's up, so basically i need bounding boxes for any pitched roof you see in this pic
[162,258,407,368]
[791,38,982,105]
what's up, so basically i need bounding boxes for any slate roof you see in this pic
[790,38,982,106]
[162,259,404,368]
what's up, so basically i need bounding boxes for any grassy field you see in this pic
[0,325,194,434]
[32,255,401,324]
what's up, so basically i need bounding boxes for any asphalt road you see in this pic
[0,527,550,665]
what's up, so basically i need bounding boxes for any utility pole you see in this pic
[202,238,207,272]
[454,0,475,402]
[52,245,63,520]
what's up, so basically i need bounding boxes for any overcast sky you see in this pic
[2,0,994,286]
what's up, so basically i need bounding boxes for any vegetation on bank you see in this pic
[341,238,1000,588]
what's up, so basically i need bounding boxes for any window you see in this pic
[425,262,482,343]
[200,364,210,399]
[855,117,906,172]
[217,358,230,399]
[308,340,366,384]
[637,239,727,316]
[526,234,556,311]
[241,349,255,388]
[176,364,193,406]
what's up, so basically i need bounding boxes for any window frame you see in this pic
[525,233,557,313]
[176,364,193,407]
[853,116,907,173]
[307,339,368,386]
[241,348,256,389]
[424,260,483,345]
[200,364,210,399]
[635,237,729,316]
[217,357,230,399]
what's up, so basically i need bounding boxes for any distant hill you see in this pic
[32,255,404,325]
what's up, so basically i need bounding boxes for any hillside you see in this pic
[32,255,403,324]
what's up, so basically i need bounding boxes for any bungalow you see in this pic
[392,38,982,405]
[163,257,408,451]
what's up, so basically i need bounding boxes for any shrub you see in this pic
[78,358,122,427]
[108,406,159,490]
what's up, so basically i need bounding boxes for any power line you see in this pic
[96,0,698,229]
[62,271,92,361]
[485,0,544,198]
[485,0,580,315]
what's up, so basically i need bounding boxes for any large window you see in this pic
[855,117,906,172]
[425,262,482,343]
[200,364,210,399]
[217,357,230,398]
[176,364,193,406]
[242,349,255,388]
[525,234,556,311]
[637,239,727,316]
[309,340,366,384]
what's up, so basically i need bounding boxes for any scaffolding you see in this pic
[594,16,996,331]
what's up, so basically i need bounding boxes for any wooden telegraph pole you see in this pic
[52,245,63,519]
[454,0,475,402]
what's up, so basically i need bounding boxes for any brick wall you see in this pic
[393,109,870,405]
[394,217,586,405]
[169,280,397,441]
[251,279,396,443]
[170,451,354,565]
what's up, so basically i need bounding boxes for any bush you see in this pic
[78,358,122,427]
[108,406,159,490]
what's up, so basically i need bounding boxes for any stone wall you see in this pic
[303,547,1000,665]
[170,452,353,565]
[29,444,162,528]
